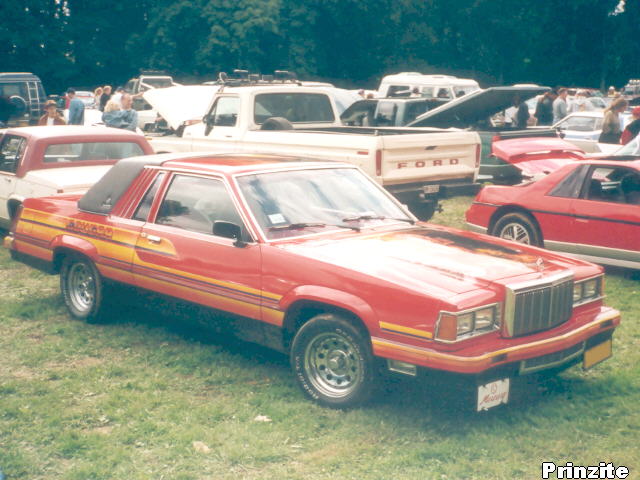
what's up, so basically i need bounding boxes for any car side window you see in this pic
[0,135,26,174]
[132,172,166,221]
[211,97,240,127]
[548,165,589,198]
[581,166,640,205]
[155,175,244,235]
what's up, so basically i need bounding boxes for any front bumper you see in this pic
[372,306,620,375]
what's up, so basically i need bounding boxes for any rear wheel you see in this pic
[291,314,376,408]
[491,212,542,246]
[60,254,108,323]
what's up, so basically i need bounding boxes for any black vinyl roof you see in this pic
[78,156,166,215]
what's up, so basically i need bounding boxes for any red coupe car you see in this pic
[466,159,640,269]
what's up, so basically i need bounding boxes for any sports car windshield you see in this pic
[614,136,640,156]
[237,168,411,239]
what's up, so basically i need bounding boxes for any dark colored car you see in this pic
[0,73,47,126]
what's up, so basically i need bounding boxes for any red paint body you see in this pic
[466,159,640,268]
[7,154,621,376]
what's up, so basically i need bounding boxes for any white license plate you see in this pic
[423,184,440,194]
[477,378,510,411]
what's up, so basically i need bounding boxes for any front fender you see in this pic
[279,285,378,328]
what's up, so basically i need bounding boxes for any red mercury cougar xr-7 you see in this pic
[5,153,620,409]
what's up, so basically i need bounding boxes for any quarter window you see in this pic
[155,175,243,235]
[133,172,165,221]
[548,165,589,199]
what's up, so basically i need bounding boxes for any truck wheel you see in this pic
[60,254,108,323]
[491,212,542,246]
[291,314,376,408]
[408,202,436,221]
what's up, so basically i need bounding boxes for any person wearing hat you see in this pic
[38,100,66,126]
[620,106,640,145]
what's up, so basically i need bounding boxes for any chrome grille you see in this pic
[505,273,574,338]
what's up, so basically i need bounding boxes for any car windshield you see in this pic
[43,142,144,164]
[614,136,640,156]
[236,167,411,239]
[143,77,173,88]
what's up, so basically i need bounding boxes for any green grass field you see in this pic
[1,196,638,480]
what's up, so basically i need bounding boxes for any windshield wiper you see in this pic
[269,222,360,232]
[342,214,415,224]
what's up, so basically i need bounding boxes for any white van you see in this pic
[378,72,480,100]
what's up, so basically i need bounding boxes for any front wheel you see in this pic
[60,254,107,323]
[291,314,376,408]
[491,212,542,247]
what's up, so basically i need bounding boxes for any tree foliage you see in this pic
[1,0,638,92]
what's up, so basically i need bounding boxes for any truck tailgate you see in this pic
[380,131,480,185]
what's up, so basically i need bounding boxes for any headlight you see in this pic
[436,304,501,342]
[573,276,604,306]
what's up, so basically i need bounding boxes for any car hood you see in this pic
[409,86,550,129]
[143,85,220,130]
[24,165,112,190]
[492,137,584,176]
[278,225,572,299]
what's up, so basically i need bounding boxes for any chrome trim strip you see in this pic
[519,342,585,374]
[544,240,640,265]
[465,222,488,234]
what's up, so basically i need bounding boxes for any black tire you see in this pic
[60,254,108,323]
[408,202,436,221]
[290,314,376,408]
[260,117,294,131]
[491,212,542,247]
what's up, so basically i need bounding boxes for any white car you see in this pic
[554,111,632,153]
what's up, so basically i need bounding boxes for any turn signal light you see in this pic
[437,314,458,342]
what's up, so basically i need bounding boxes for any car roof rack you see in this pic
[139,69,170,76]
[216,70,301,89]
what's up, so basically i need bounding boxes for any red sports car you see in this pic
[466,159,640,269]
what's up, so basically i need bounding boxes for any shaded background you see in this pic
[1,0,639,93]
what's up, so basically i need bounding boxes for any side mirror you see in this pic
[203,114,214,135]
[212,221,246,247]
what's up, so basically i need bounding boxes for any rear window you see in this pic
[254,93,335,124]
[43,142,144,164]
[0,82,28,99]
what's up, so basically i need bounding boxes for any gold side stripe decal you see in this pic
[379,321,433,339]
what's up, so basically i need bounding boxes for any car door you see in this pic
[191,95,241,151]
[568,165,640,264]
[0,134,26,222]
[131,172,263,322]
[539,164,591,249]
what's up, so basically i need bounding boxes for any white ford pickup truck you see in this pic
[145,81,481,219]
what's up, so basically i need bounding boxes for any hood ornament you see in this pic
[536,257,545,272]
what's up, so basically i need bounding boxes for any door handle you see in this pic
[575,218,589,223]
[146,234,162,244]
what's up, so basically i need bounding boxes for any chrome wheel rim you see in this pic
[498,222,531,244]
[68,263,95,312]
[304,332,362,398]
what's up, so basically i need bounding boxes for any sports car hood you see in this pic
[279,225,572,299]
[409,86,550,129]
[143,85,220,130]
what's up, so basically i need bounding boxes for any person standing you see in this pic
[535,92,555,125]
[599,97,628,144]
[620,106,640,145]
[38,100,66,125]
[99,85,112,112]
[67,88,85,125]
[111,87,125,105]
[120,93,138,131]
[93,87,103,109]
[552,88,568,123]
[513,95,530,128]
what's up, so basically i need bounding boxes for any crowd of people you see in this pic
[37,84,139,131]
[504,86,637,145]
